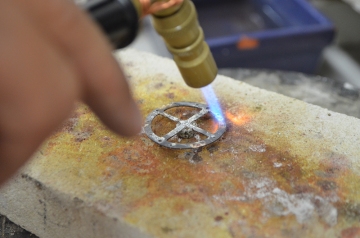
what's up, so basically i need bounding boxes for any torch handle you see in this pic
[83,0,139,49]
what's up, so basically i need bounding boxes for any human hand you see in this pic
[0,0,142,185]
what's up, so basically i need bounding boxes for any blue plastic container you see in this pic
[192,0,335,73]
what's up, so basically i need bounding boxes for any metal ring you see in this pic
[144,102,226,149]
[139,0,183,17]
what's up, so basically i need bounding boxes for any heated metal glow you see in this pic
[226,112,251,126]
[201,85,252,127]
[201,85,225,123]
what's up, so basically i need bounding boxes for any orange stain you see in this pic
[226,111,251,126]
[341,227,360,238]
[237,36,259,50]
[210,121,219,133]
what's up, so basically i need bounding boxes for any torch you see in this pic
[84,0,218,88]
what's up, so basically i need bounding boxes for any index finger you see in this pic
[14,0,142,136]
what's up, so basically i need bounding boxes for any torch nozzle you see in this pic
[135,0,218,88]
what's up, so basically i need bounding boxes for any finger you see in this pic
[0,1,80,184]
[13,0,142,136]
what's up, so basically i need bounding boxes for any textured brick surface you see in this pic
[1,49,360,238]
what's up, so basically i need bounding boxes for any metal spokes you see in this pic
[144,102,226,149]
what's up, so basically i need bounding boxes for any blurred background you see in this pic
[130,0,360,90]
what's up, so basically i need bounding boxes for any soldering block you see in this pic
[1,49,360,238]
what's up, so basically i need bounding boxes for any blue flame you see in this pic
[201,85,225,123]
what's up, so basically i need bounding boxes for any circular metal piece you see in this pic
[144,102,226,149]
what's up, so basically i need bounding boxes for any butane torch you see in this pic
[83,0,218,88]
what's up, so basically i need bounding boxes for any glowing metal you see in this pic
[201,85,225,123]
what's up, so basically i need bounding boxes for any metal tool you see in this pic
[84,0,218,88]
[144,102,226,149]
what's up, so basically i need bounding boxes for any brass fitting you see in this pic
[132,0,218,88]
